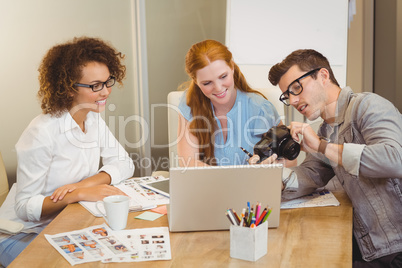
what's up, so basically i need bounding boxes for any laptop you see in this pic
[167,164,283,232]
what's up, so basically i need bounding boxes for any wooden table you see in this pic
[10,190,352,267]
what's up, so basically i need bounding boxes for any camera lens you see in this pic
[281,140,300,160]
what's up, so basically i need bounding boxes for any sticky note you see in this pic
[151,205,167,215]
[135,211,164,221]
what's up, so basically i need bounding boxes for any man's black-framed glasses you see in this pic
[279,68,321,106]
[74,76,116,92]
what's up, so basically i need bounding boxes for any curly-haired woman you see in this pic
[0,37,134,266]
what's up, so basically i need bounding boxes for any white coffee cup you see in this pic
[96,195,129,230]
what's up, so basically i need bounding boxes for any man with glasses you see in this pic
[251,49,402,267]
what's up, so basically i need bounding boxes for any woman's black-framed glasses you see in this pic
[279,68,321,106]
[74,76,116,92]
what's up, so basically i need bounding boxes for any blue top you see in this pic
[178,90,281,165]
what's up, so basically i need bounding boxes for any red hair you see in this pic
[182,40,265,164]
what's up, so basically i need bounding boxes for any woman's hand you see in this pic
[42,184,128,217]
[248,153,279,165]
[51,183,79,203]
[50,172,114,203]
[77,184,128,202]
[248,153,296,167]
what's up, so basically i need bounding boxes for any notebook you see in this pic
[168,164,283,232]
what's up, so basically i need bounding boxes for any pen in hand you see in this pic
[240,147,253,158]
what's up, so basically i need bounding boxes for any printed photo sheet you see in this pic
[45,224,171,265]
[123,176,169,206]
[102,226,171,263]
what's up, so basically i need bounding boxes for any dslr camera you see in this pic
[253,125,300,162]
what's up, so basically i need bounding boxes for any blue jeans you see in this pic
[0,232,38,267]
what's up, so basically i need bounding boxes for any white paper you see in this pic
[280,189,340,209]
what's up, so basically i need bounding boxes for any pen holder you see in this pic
[230,221,268,262]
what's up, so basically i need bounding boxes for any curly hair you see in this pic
[37,37,126,116]
[268,49,339,87]
[182,39,265,164]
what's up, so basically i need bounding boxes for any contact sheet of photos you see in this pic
[102,226,171,263]
[123,176,169,206]
[45,224,171,265]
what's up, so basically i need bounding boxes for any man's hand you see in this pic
[288,122,320,153]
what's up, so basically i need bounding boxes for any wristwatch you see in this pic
[318,137,330,154]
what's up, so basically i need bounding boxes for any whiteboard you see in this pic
[226,0,349,67]
[225,0,349,129]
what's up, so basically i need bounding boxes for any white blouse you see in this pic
[0,111,134,240]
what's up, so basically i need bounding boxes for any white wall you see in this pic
[0,0,140,186]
